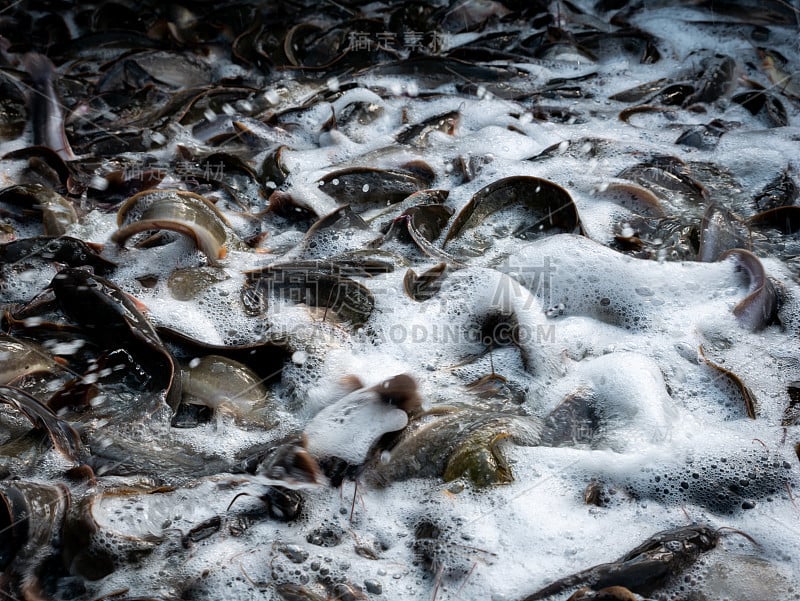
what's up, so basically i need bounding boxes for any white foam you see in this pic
[304,387,408,463]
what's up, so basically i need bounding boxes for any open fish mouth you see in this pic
[0,1,799,600]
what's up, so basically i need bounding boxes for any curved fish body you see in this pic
[49,268,179,411]
[520,526,719,600]
[22,53,76,160]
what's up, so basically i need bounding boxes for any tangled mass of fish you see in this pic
[1,0,800,599]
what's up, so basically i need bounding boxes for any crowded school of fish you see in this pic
[1,1,800,599]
